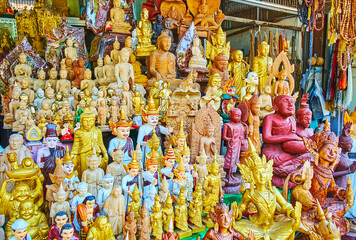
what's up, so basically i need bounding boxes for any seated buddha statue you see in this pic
[148,32,179,89]
[194,0,219,29]
[296,93,314,139]
[130,54,148,87]
[288,122,354,238]
[261,95,314,188]
[200,73,222,110]
[105,0,132,34]
[9,52,33,85]
[136,8,156,57]
[189,37,207,69]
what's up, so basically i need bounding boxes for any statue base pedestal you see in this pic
[176,228,192,239]
[189,224,206,234]
[202,217,214,228]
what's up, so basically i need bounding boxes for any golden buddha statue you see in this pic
[136,8,156,57]
[128,184,142,220]
[175,186,191,238]
[188,183,204,229]
[150,194,163,240]
[252,41,273,93]
[86,216,116,240]
[105,0,132,34]
[162,192,174,233]
[130,54,148,86]
[5,199,49,240]
[231,139,301,239]
[228,50,249,97]
[206,27,230,68]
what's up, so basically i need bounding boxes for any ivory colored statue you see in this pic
[104,186,126,236]
[20,77,34,104]
[34,68,46,92]
[97,174,114,211]
[101,55,117,87]
[71,108,108,174]
[86,216,115,240]
[252,41,273,92]
[240,71,258,101]
[57,68,71,93]
[199,123,218,159]
[50,184,71,221]
[46,68,58,92]
[231,139,301,239]
[94,58,104,84]
[80,69,95,92]
[258,85,274,120]
[136,8,156,57]
[200,73,223,110]
[206,27,230,67]
[121,82,134,114]
[64,38,78,61]
[107,145,127,186]
[196,149,208,185]
[109,100,119,124]
[123,37,134,56]
[105,0,132,34]
[97,100,109,128]
[46,159,70,203]
[111,38,121,65]
[82,149,105,198]
[62,149,79,201]
[12,101,32,133]
[148,32,177,87]
[115,49,134,88]
[150,195,163,240]
[189,37,207,69]
[11,52,32,85]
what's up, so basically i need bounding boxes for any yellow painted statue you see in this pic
[136,8,156,57]
[206,27,230,68]
[252,41,273,93]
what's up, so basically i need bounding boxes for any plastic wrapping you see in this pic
[176,23,197,69]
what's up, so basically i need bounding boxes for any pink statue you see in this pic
[296,93,314,139]
[222,107,248,192]
[261,95,314,188]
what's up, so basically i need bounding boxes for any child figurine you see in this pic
[9,219,31,240]
[123,210,137,240]
[143,151,160,199]
[50,183,71,223]
[109,100,119,124]
[77,196,101,240]
[97,174,114,211]
[175,187,189,233]
[128,184,142,219]
[97,100,109,128]
[196,149,208,186]
[106,143,127,186]
[161,146,175,191]
[138,204,151,240]
[188,183,203,228]
[108,109,134,164]
[58,223,80,240]
[48,211,70,240]
[150,195,163,240]
[62,147,80,202]
[71,182,92,232]
[172,159,193,201]
[122,152,142,205]
[159,177,169,203]
[103,186,126,236]
[143,183,157,211]
[82,149,105,198]
[162,192,174,233]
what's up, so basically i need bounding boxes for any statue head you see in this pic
[215,27,226,46]
[141,8,149,20]
[111,186,122,198]
[12,89,21,100]
[83,195,96,210]
[55,91,63,101]
[76,182,88,197]
[174,159,186,179]
[49,68,58,80]
[126,152,140,177]
[232,50,243,62]
[45,87,55,99]
[125,36,133,48]
[78,57,85,67]
[54,211,69,229]
[84,68,92,80]
[213,53,228,71]
[145,151,158,174]
[19,199,35,220]
[66,38,73,47]
[158,32,171,52]
[245,71,258,85]
[11,219,29,240]
[210,200,233,233]
[147,128,160,150]
[164,192,173,208]
[102,174,114,189]
[228,108,241,123]
[181,142,191,164]
[206,122,215,137]
[18,52,27,64]
[112,144,124,164]
[120,48,130,63]
[104,55,112,65]
[86,148,101,171]
[96,216,111,231]
[9,133,24,150]
[50,158,67,186]
[296,93,312,129]
[61,147,74,175]
[113,0,121,8]
[21,77,30,89]
[113,37,120,50]
[59,223,75,240]
[273,95,295,117]
[193,37,201,47]
[196,148,207,165]
[248,94,260,116]
[38,68,46,80]
[208,73,222,88]
[65,57,72,67]
[130,184,141,202]
[263,85,271,94]
[80,108,96,132]
[143,97,160,125]
[43,124,59,148]
[129,53,136,63]
[12,183,31,202]
[257,41,270,57]
[97,57,103,67]
[126,209,135,222]
[339,122,353,154]
[174,120,187,148]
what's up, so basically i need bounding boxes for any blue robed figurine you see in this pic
[161,146,176,191]
[142,149,160,200]
[10,219,32,240]
[122,151,142,207]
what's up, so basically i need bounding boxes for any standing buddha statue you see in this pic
[252,41,273,93]
[206,27,230,68]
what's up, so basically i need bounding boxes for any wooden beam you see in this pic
[229,0,298,15]
[225,15,302,38]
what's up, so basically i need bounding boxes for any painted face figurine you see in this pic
[48,211,69,240]
[122,152,142,206]
[161,146,176,191]
[9,219,31,240]
[108,109,134,165]
[59,223,80,240]
[143,151,160,199]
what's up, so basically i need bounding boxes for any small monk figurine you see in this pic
[34,68,46,92]
[222,108,248,187]
[80,69,95,92]
[199,123,218,159]
[206,27,230,68]
[65,57,75,81]
[261,95,313,188]
[94,58,105,85]
[107,145,127,186]
[105,0,132,34]
[72,58,86,88]
[50,184,71,221]
[10,52,32,85]
[57,68,71,93]
[258,85,274,120]
[114,49,134,88]
[296,93,314,139]
[189,37,208,69]
[252,41,273,92]
[136,8,156,57]
[102,55,117,87]
[193,0,219,29]
[12,101,32,133]
[64,38,78,61]
[210,53,229,86]
[196,149,208,186]
[103,186,125,236]
[86,216,115,240]
[123,37,134,56]
[97,100,109,128]
[71,108,108,174]
[148,32,177,88]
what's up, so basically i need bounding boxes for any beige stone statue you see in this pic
[56,68,71,93]
[10,52,32,85]
[115,49,134,88]
[98,100,109,128]
[37,101,54,122]
[258,85,274,120]
[94,58,105,84]
[252,41,273,92]
[136,8,156,57]
[123,37,134,56]
[130,54,148,87]
[64,38,78,61]
[106,143,127,186]
[148,32,178,88]
[196,149,208,186]
[189,38,207,69]
[13,101,32,133]
[111,37,121,65]
[82,149,105,198]
[49,183,71,222]
[46,68,58,92]
[200,73,222,110]
[104,186,126,236]
[80,68,95,92]
[34,68,46,92]
[21,77,34,104]
[106,0,132,34]
[109,100,120,124]
[121,83,133,116]
[102,55,117,87]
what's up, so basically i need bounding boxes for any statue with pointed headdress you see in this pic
[122,152,142,206]
[231,138,301,240]
[143,151,160,199]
